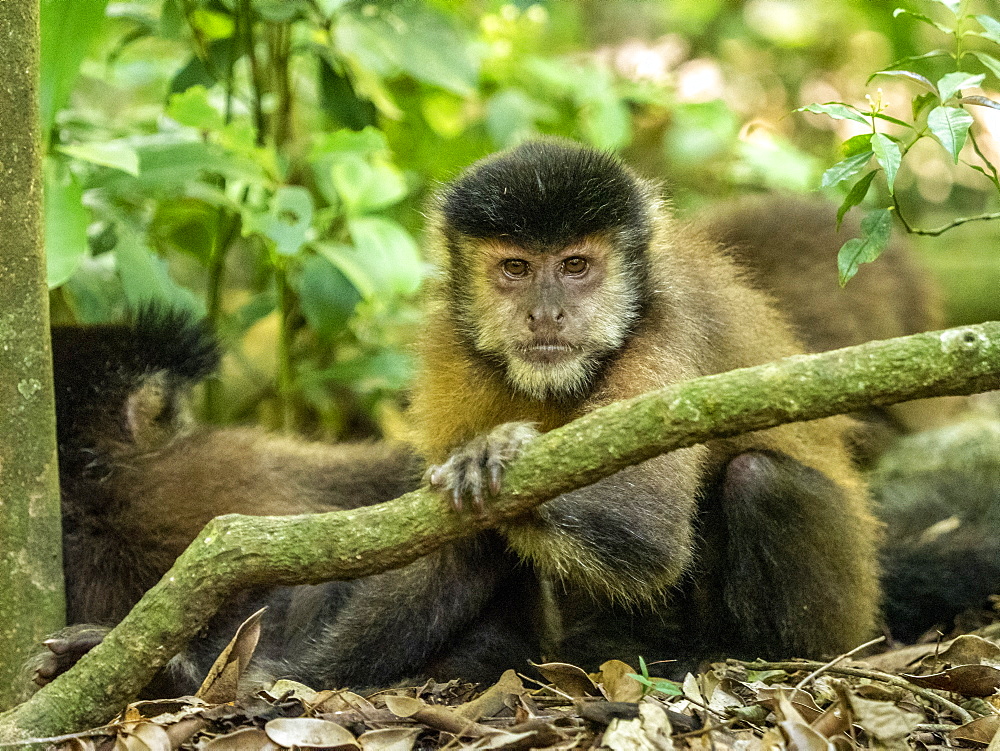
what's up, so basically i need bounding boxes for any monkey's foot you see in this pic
[32,624,110,686]
[426,422,540,512]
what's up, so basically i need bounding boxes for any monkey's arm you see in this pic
[429,421,708,605]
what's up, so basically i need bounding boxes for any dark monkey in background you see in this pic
[697,195,962,461]
[38,310,540,694]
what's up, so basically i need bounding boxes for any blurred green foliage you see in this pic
[41,0,1000,437]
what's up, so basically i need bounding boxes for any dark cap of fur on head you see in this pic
[51,305,220,455]
[440,139,655,259]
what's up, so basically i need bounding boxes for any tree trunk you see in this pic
[0,0,66,711]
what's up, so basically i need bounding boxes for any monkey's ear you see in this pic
[123,371,192,449]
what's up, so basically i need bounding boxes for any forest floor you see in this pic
[41,620,1000,751]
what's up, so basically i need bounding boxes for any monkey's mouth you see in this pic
[516,342,581,365]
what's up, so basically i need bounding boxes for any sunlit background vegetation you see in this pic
[43,0,1000,438]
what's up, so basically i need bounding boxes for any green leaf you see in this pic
[44,158,89,288]
[189,8,234,39]
[960,95,1000,111]
[167,85,226,131]
[838,209,892,286]
[296,254,362,336]
[892,7,953,32]
[868,69,937,94]
[937,72,985,102]
[928,0,961,15]
[837,170,877,228]
[882,50,952,71]
[821,151,874,188]
[335,3,478,96]
[57,141,140,175]
[485,89,555,148]
[927,105,975,162]
[871,133,902,195]
[317,56,377,131]
[114,228,202,313]
[912,92,937,119]
[626,674,683,697]
[840,134,873,157]
[797,102,870,126]
[871,112,915,129]
[95,136,269,196]
[975,14,1000,45]
[246,186,314,257]
[330,156,407,215]
[40,0,111,136]
[346,217,423,297]
[968,51,1000,82]
[313,242,375,299]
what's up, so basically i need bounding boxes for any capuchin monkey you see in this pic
[696,196,963,461]
[366,139,878,673]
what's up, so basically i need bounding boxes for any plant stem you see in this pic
[274,260,296,432]
[738,660,975,724]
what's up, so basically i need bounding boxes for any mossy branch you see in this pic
[4,322,1000,740]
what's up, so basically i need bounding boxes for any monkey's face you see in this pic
[462,236,639,400]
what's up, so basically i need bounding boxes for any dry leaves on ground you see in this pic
[32,624,1000,751]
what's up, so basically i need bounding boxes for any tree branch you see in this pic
[3,322,1000,740]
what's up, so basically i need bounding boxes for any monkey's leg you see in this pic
[716,450,876,658]
[284,531,541,690]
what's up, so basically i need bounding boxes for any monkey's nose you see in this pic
[527,308,565,333]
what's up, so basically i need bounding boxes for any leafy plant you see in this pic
[800,0,1000,285]
[628,656,683,698]
[42,0,656,436]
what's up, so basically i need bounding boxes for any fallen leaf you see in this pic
[903,665,1000,697]
[533,662,599,698]
[204,727,280,751]
[756,688,823,724]
[603,701,673,751]
[846,694,922,751]
[357,728,420,751]
[197,607,266,704]
[457,669,525,720]
[933,635,1000,667]
[383,695,424,719]
[384,694,489,736]
[951,715,1000,745]
[598,660,645,703]
[264,717,359,749]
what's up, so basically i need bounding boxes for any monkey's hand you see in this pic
[426,422,540,512]
[29,624,109,687]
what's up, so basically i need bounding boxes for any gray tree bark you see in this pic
[0,0,65,711]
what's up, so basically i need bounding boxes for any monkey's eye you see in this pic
[502,259,530,278]
[562,257,589,275]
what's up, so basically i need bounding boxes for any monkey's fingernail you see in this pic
[43,639,68,654]
[451,488,464,512]
[429,467,442,486]
[488,465,502,495]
